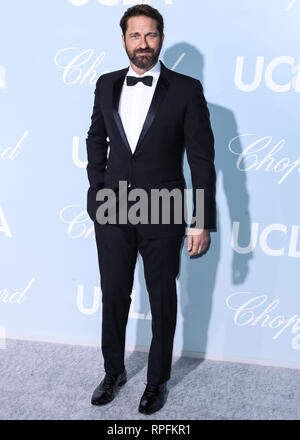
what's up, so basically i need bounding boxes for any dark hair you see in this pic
[120,4,164,38]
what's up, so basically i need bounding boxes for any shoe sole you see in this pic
[138,398,165,415]
[138,402,165,415]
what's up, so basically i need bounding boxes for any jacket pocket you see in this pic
[160,177,185,185]
[161,178,179,182]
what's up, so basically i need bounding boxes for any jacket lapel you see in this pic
[112,60,170,156]
[112,66,131,155]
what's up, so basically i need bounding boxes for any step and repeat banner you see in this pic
[1,0,299,368]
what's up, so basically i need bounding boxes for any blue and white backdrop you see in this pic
[1,0,299,369]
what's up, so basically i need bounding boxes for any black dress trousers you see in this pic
[94,221,185,386]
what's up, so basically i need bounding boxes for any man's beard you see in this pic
[125,40,162,69]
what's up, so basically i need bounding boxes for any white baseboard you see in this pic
[5,334,300,371]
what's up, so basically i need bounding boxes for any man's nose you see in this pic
[139,43,150,51]
[140,35,149,47]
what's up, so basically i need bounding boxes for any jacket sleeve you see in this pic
[184,79,217,231]
[86,76,109,221]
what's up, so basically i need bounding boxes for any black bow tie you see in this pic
[126,75,153,87]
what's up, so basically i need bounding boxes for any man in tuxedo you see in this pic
[86,4,216,414]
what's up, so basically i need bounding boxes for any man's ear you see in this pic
[122,34,125,49]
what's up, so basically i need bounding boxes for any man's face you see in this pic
[122,15,164,69]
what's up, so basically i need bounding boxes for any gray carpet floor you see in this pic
[0,338,299,420]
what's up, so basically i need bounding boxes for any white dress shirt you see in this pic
[118,59,161,154]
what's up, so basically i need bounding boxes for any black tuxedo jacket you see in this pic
[86,59,216,237]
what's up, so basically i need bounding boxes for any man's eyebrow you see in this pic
[128,31,158,36]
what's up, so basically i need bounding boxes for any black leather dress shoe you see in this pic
[91,369,127,405]
[138,382,167,414]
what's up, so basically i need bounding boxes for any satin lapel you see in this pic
[112,67,132,155]
[112,60,170,156]
[134,66,170,155]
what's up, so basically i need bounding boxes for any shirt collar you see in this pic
[127,59,161,78]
